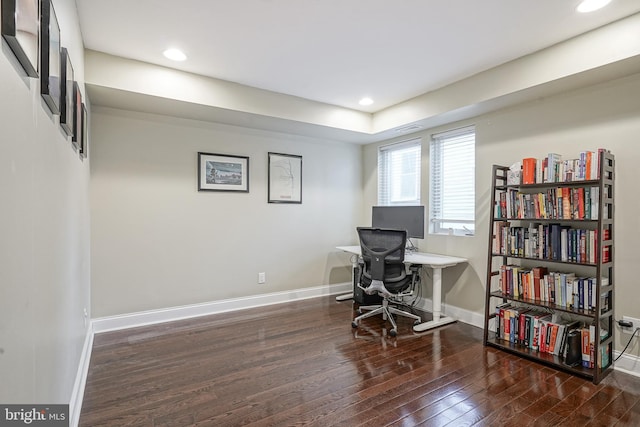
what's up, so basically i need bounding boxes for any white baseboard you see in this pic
[69,325,94,427]
[93,282,352,334]
[613,351,640,378]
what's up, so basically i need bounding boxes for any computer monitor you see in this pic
[371,205,425,239]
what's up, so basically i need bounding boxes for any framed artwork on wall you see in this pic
[40,0,61,114]
[59,47,74,136]
[1,0,39,77]
[198,152,250,192]
[268,152,302,204]
[72,81,82,149]
[80,103,88,159]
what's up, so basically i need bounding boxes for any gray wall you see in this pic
[364,72,640,351]
[0,0,89,404]
[90,108,361,317]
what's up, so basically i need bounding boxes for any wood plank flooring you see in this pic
[80,296,640,426]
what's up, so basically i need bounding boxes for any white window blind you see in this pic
[378,139,421,206]
[429,126,475,235]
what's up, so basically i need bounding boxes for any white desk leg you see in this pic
[413,266,457,332]
[336,259,357,302]
[335,293,353,301]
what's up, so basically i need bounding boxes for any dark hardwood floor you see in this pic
[80,296,640,426]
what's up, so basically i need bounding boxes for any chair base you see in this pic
[352,298,421,337]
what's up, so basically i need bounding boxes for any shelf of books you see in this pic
[483,150,615,384]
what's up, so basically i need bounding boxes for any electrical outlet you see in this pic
[621,316,640,335]
[258,272,266,284]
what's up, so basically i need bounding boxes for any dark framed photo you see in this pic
[79,103,88,158]
[59,47,74,136]
[40,0,61,113]
[1,0,39,77]
[198,152,249,192]
[268,152,302,204]
[72,81,82,148]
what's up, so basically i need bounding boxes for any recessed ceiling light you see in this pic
[163,48,187,61]
[576,0,612,13]
[359,97,374,106]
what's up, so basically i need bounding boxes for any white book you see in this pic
[591,186,599,220]
[561,228,568,262]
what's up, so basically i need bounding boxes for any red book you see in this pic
[522,158,537,184]
[517,309,531,343]
[578,187,585,219]
[532,267,548,301]
[562,187,571,219]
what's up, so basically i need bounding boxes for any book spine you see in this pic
[532,317,540,351]
[504,309,511,342]
[540,321,547,353]
[589,323,596,369]
[519,312,527,344]
[522,158,537,185]
[581,328,590,368]
[562,187,571,219]
[549,324,559,354]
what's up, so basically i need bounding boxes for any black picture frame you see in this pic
[198,152,250,192]
[79,103,88,158]
[268,152,302,204]
[1,0,39,77]
[59,47,74,136]
[39,0,60,113]
[72,81,82,148]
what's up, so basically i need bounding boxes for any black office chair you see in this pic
[351,227,422,336]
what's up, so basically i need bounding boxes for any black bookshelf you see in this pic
[483,151,615,384]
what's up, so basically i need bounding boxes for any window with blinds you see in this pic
[377,139,421,206]
[429,126,475,235]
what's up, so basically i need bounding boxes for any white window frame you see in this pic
[429,126,475,236]
[377,138,421,206]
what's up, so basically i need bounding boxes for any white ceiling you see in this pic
[76,0,640,115]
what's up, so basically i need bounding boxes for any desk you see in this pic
[336,245,467,332]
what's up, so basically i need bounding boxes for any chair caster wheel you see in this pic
[357,309,362,314]
[351,321,358,328]
[414,320,421,326]
[390,329,397,337]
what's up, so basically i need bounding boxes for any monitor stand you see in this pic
[405,239,417,253]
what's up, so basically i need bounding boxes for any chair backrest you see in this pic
[357,227,407,282]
